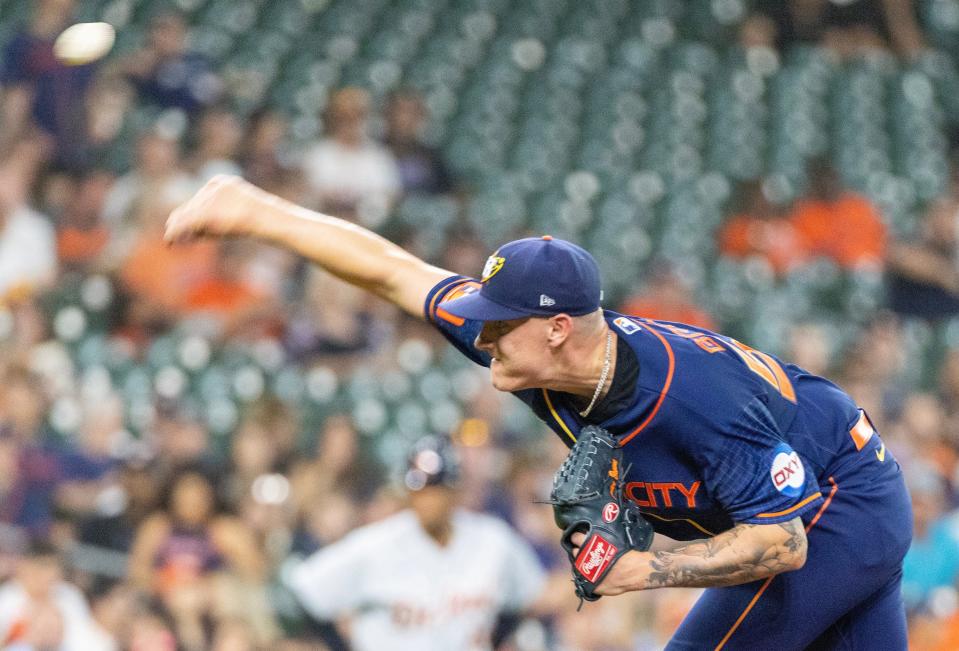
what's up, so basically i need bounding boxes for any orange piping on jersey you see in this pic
[427,277,469,322]
[640,511,717,537]
[619,322,675,446]
[435,307,465,326]
[753,349,797,403]
[754,492,822,519]
[542,389,577,444]
[714,478,838,650]
[715,575,775,651]
[805,477,837,532]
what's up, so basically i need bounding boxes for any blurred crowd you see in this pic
[3,0,959,650]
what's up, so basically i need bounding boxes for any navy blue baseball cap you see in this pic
[440,236,603,321]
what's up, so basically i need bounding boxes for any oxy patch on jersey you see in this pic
[770,443,805,497]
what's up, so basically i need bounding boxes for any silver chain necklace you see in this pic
[579,330,613,418]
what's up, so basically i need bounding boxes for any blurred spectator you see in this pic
[440,233,488,279]
[902,468,959,613]
[127,467,272,649]
[738,12,779,50]
[289,415,380,522]
[118,186,216,328]
[791,158,887,270]
[785,322,833,376]
[53,393,125,521]
[384,90,454,196]
[240,108,300,197]
[0,541,103,650]
[244,399,302,472]
[289,491,359,558]
[222,418,285,510]
[55,171,114,270]
[210,617,261,651]
[493,445,571,603]
[86,581,137,650]
[817,0,925,59]
[0,0,97,170]
[126,608,177,651]
[887,196,959,320]
[149,415,220,480]
[718,179,807,276]
[189,106,244,182]
[118,11,221,116]
[0,368,61,537]
[940,349,959,413]
[286,269,376,357]
[101,129,195,235]
[181,242,276,338]
[0,366,49,444]
[745,1,824,51]
[300,87,401,221]
[619,261,716,330]
[83,77,134,164]
[835,315,906,428]
[0,140,57,302]
[748,0,925,58]
[76,461,159,554]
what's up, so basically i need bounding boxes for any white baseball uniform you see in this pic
[287,508,546,651]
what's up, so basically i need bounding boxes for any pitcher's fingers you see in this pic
[164,206,199,243]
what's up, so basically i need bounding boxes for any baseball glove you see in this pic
[550,425,654,603]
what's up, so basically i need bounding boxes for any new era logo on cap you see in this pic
[440,236,603,321]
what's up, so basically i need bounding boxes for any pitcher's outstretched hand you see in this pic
[165,175,266,244]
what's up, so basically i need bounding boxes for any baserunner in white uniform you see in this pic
[286,436,547,651]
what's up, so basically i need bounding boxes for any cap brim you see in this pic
[439,290,530,321]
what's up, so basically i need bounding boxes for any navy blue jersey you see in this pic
[425,275,891,541]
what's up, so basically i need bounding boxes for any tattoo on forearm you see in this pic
[645,519,806,589]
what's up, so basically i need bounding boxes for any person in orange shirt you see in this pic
[182,242,279,338]
[619,261,716,331]
[718,179,809,275]
[55,171,114,268]
[119,198,217,329]
[791,158,887,269]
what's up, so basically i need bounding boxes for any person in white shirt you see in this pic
[0,140,56,301]
[0,541,108,651]
[299,87,401,223]
[286,436,546,651]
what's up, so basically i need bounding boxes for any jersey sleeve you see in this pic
[423,274,490,368]
[701,399,823,525]
[285,531,373,620]
[496,524,547,612]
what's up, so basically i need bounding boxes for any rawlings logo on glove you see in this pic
[575,534,618,581]
[550,425,654,604]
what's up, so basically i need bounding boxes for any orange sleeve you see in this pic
[718,216,752,257]
[790,201,830,255]
[836,195,887,266]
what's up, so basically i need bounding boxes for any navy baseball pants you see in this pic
[667,442,912,650]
